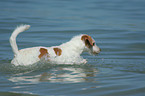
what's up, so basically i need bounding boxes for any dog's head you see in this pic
[81,34,101,55]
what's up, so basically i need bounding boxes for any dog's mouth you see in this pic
[91,52,99,55]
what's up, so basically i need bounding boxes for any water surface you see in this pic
[0,0,145,96]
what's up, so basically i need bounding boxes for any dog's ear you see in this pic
[53,48,62,56]
[81,35,94,48]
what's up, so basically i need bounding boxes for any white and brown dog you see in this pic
[10,25,101,66]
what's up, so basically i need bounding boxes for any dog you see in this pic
[10,25,101,66]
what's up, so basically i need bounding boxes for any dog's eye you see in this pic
[93,43,95,46]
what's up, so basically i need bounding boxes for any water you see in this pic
[0,0,145,95]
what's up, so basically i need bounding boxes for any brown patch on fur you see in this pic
[81,35,95,48]
[39,48,49,59]
[53,48,62,56]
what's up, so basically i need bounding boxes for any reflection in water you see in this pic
[8,65,99,84]
[39,67,98,83]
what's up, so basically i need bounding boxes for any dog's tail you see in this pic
[9,25,30,56]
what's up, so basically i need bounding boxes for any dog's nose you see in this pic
[99,48,101,52]
[97,48,101,54]
[93,48,101,55]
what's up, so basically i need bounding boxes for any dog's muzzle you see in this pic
[92,45,101,55]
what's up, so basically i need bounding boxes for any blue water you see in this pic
[0,0,145,96]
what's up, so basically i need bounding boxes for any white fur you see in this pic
[10,25,101,66]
